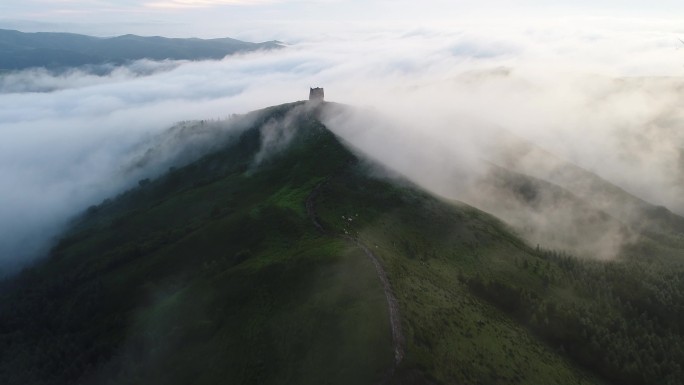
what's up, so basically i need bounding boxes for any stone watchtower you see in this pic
[309,87,324,101]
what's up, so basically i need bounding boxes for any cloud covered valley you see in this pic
[2,18,684,272]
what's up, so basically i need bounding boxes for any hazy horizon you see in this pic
[3,0,684,41]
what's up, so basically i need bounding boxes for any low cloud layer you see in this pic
[1,18,684,271]
[0,60,183,94]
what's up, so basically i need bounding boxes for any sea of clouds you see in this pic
[1,17,683,271]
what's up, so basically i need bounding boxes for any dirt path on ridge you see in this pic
[306,181,405,377]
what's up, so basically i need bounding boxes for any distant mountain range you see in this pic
[0,29,283,71]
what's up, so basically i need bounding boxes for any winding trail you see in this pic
[306,181,405,375]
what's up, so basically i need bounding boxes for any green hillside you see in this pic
[0,101,682,385]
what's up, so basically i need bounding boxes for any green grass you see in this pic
[315,162,684,385]
[1,102,682,385]
[0,103,390,385]
[315,168,604,385]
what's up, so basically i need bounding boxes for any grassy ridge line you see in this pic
[2,101,681,385]
[350,237,405,366]
[0,103,395,385]
[315,166,607,385]
[306,178,405,373]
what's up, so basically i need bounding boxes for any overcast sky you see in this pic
[2,0,684,39]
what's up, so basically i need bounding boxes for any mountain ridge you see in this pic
[1,101,683,385]
[0,29,283,71]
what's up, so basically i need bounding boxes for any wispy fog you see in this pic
[1,18,683,271]
[0,60,184,93]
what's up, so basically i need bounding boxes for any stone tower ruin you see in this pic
[309,87,324,101]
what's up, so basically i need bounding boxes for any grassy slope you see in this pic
[315,165,604,385]
[1,102,682,385]
[315,154,684,384]
[0,103,392,385]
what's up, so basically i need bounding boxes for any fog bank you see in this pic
[2,18,683,270]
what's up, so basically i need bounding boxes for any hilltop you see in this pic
[0,101,682,385]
